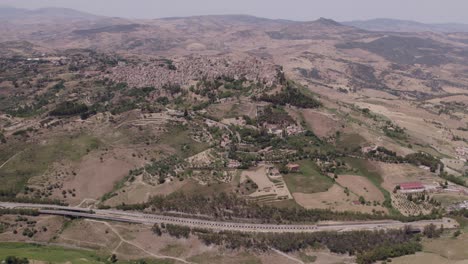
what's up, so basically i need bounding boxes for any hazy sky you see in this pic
[1,0,468,23]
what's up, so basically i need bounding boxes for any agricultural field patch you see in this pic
[283,159,334,194]
[0,242,106,264]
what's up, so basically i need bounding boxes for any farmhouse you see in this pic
[227,160,241,168]
[265,124,284,137]
[361,145,378,154]
[286,125,305,136]
[399,182,425,193]
[287,163,300,172]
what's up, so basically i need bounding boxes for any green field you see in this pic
[0,133,100,193]
[336,133,366,152]
[298,252,317,263]
[0,243,176,264]
[283,159,334,194]
[342,158,383,186]
[0,243,105,263]
[158,124,209,159]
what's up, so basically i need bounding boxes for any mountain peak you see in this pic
[314,17,343,27]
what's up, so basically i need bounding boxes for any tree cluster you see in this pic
[258,83,321,108]
[356,241,421,264]
[160,224,420,262]
[440,172,467,187]
[405,152,441,172]
[0,209,39,216]
[118,192,437,224]
[3,256,29,264]
[0,132,6,144]
[0,195,67,206]
[49,102,89,117]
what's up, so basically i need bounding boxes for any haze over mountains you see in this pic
[344,18,468,33]
[3,6,468,33]
[0,6,101,21]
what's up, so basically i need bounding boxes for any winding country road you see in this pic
[0,202,459,233]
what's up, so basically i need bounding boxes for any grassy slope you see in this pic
[0,242,176,264]
[336,133,366,153]
[0,134,100,193]
[284,159,334,194]
[158,124,209,159]
[343,157,400,215]
[0,243,104,264]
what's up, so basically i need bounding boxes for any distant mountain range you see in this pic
[0,6,101,21]
[2,6,468,34]
[343,18,468,33]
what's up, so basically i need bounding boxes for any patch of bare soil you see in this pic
[104,176,187,206]
[62,149,141,205]
[392,252,468,264]
[336,175,385,202]
[56,219,121,251]
[293,184,387,214]
[103,222,210,262]
[300,109,341,138]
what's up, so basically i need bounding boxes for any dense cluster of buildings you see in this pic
[108,55,279,89]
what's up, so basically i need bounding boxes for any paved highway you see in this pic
[0,202,459,233]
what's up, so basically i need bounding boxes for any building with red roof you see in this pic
[399,182,424,191]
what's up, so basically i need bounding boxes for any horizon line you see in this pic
[2,5,468,25]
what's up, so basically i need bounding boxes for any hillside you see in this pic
[0,6,101,21]
[344,18,468,33]
[0,8,467,264]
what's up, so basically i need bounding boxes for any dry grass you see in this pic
[55,219,120,251]
[0,215,64,243]
[422,233,468,261]
[105,177,186,207]
[392,252,468,264]
[336,175,385,202]
[376,162,433,193]
[62,150,138,205]
[432,193,468,206]
[188,251,261,264]
[299,109,341,138]
[293,184,387,214]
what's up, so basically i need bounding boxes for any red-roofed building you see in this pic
[399,182,424,191]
